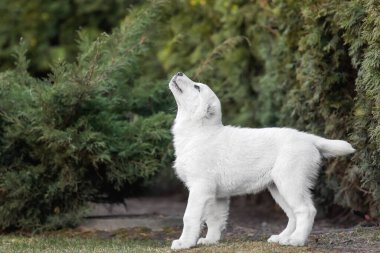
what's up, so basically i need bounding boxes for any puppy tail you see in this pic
[313,137,355,158]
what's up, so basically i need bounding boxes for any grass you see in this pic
[0,227,378,253]
[0,236,166,253]
[0,236,322,253]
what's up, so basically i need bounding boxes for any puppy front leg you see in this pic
[171,183,213,250]
[197,197,230,245]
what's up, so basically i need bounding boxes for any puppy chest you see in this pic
[172,159,192,184]
[174,164,187,183]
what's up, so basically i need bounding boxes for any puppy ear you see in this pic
[193,101,213,121]
[205,104,215,119]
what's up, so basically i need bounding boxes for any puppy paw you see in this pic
[279,236,306,246]
[267,234,280,243]
[171,239,194,250]
[197,237,218,245]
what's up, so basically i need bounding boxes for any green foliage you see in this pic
[0,2,173,231]
[0,0,140,75]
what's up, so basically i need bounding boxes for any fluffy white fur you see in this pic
[168,73,355,250]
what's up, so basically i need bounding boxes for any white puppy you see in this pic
[169,72,355,250]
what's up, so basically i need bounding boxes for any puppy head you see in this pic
[169,72,222,126]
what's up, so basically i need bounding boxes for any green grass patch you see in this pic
[0,236,168,253]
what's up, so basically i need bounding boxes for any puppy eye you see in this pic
[194,84,200,92]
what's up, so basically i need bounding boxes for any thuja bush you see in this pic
[0,0,141,75]
[0,2,173,231]
[157,0,379,217]
[268,0,380,218]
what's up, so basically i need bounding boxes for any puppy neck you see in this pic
[172,114,223,137]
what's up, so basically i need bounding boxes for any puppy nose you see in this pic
[177,72,183,76]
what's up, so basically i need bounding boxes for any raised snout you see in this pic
[170,72,190,94]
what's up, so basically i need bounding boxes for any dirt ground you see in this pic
[79,195,380,252]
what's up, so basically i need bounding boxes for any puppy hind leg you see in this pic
[267,184,296,243]
[270,146,320,246]
[274,179,316,246]
[291,195,316,242]
[197,197,230,245]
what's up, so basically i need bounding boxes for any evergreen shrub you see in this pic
[0,2,173,231]
[0,0,140,75]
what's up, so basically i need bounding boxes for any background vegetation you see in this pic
[0,0,378,230]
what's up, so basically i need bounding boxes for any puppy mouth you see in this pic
[172,80,183,93]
